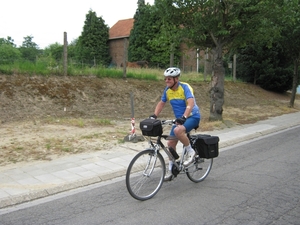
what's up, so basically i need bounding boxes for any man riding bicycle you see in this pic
[150,67,201,181]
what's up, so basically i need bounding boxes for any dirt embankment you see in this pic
[0,74,299,166]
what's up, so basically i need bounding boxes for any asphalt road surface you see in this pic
[1,126,299,225]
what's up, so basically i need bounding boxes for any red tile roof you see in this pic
[109,18,134,40]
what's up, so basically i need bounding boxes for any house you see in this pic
[108,18,211,73]
[109,18,133,67]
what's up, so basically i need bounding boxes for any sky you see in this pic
[0,0,154,49]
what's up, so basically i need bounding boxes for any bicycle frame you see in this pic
[146,134,189,175]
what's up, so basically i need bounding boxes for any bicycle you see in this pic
[125,119,219,201]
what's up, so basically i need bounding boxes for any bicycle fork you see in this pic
[143,145,160,177]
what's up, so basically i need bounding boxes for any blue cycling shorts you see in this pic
[169,116,200,137]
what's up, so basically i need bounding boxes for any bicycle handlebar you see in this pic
[161,119,175,125]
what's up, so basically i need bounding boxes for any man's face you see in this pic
[164,76,177,88]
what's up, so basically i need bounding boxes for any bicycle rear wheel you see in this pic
[126,149,165,200]
[186,156,213,183]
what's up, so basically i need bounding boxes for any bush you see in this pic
[0,44,21,64]
[257,67,293,93]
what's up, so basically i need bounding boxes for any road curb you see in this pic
[0,169,127,209]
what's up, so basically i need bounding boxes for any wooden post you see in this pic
[129,92,136,140]
[233,54,236,82]
[63,32,68,76]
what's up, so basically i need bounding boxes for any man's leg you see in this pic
[174,118,199,166]
[164,127,178,181]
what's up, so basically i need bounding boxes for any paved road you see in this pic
[1,126,299,224]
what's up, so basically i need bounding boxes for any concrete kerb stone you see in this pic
[0,170,127,209]
[0,190,49,209]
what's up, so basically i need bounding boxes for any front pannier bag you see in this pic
[193,134,219,159]
[140,119,163,137]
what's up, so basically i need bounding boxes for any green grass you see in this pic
[0,60,240,82]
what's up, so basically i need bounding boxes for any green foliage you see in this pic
[128,1,179,68]
[235,43,293,92]
[276,0,300,96]
[76,10,111,67]
[0,36,16,47]
[233,0,299,94]
[67,39,78,60]
[0,43,21,64]
[0,37,21,65]
[19,35,41,62]
[128,2,153,62]
[258,67,293,93]
[150,0,182,67]
[44,43,64,62]
[21,35,39,49]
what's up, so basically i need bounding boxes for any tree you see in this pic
[44,43,64,62]
[160,0,281,120]
[0,43,21,64]
[19,35,40,62]
[0,37,20,64]
[235,43,293,92]
[67,39,78,61]
[128,0,182,68]
[0,36,16,47]
[129,1,155,63]
[76,10,111,67]
[151,0,183,67]
[277,0,300,107]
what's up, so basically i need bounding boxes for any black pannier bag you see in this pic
[140,119,163,137]
[192,134,219,159]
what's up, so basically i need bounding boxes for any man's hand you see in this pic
[175,116,186,125]
[149,114,157,119]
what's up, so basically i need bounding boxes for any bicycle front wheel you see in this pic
[126,149,165,201]
[186,156,213,183]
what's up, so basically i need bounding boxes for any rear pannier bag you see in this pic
[140,119,163,137]
[192,134,219,159]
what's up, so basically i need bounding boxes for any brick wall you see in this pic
[109,38,128,67]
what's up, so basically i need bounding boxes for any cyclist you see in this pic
[150,67,201,181]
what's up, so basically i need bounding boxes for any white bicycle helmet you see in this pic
[164,67,181,77]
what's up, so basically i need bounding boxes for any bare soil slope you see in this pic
[0,74,299,166]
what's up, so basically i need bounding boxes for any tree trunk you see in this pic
[289,59,299,108]
[209,45,225,121]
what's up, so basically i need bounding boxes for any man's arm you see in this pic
[154,100,166,117]
[183,98,194,118]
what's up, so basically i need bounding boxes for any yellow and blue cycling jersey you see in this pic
[161,82,200,119]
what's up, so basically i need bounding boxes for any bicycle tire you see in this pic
[126,149,165,200]
[186,156,213,183]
